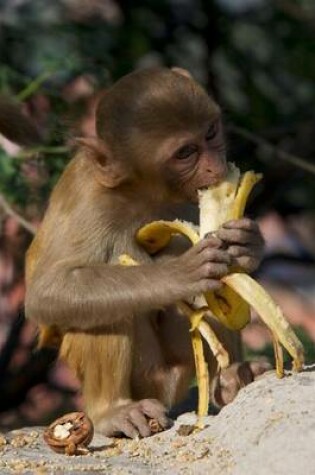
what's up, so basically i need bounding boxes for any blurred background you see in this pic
[0,0,314,430]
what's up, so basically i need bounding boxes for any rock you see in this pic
[1,369,315,474]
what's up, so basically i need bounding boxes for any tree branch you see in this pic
[0,194,36,235]
[229,125,315,176]
[275,1,315,31]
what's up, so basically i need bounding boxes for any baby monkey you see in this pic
[25,67,266,438]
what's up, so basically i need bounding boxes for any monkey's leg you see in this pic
[153,307,197,408]
[60,326,133,421]
[60,321,171,439]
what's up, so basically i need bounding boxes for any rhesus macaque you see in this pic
[25,68,266,438]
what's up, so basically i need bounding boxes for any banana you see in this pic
[129,162,304,423]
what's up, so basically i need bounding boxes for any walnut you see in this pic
[43,412,94,456]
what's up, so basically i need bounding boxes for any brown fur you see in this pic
[25,68,255,437]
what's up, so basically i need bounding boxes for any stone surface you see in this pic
[1,368,315,474]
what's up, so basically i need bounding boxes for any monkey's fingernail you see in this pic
[223,220,236,226]
[204,234,222,248]
[205,231,217,238]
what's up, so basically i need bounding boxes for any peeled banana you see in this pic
[132,162,304,424]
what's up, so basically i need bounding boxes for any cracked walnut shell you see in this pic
[43,412,94,456]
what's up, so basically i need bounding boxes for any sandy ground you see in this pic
[1,368,315,474]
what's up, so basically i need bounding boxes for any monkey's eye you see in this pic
[206,122,219,141]
[175,144,198,160]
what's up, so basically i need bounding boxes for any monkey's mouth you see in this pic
[196,185,214,196]
[197,178,225,193]
[198,175,226,190]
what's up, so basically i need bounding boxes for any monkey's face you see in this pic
[94,68,228,203]
[160,118,228,203]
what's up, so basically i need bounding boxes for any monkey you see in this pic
[24,68,266,439]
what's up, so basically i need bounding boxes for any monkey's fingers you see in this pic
[117,420,140,439]
[223,273,304,373]
[138,399,173,430]
[128,408,151,438]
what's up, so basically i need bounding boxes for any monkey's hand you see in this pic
[95,399,172,439]
[173,235,231,296]
[216,218,264,273]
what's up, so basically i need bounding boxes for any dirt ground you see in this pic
[1,368,315,474]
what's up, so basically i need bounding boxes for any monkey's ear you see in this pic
[77,137,128,188]
[171,67,193,79]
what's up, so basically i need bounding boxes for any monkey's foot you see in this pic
[212,360,271,407]
[94,399,173,439]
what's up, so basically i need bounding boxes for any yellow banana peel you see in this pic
[124,162,304,424]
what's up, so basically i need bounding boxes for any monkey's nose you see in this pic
[205,154,228,184]
[205,169,226,186]
[215,158,229,180]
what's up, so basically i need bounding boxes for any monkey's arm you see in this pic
[25,243,227,330]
